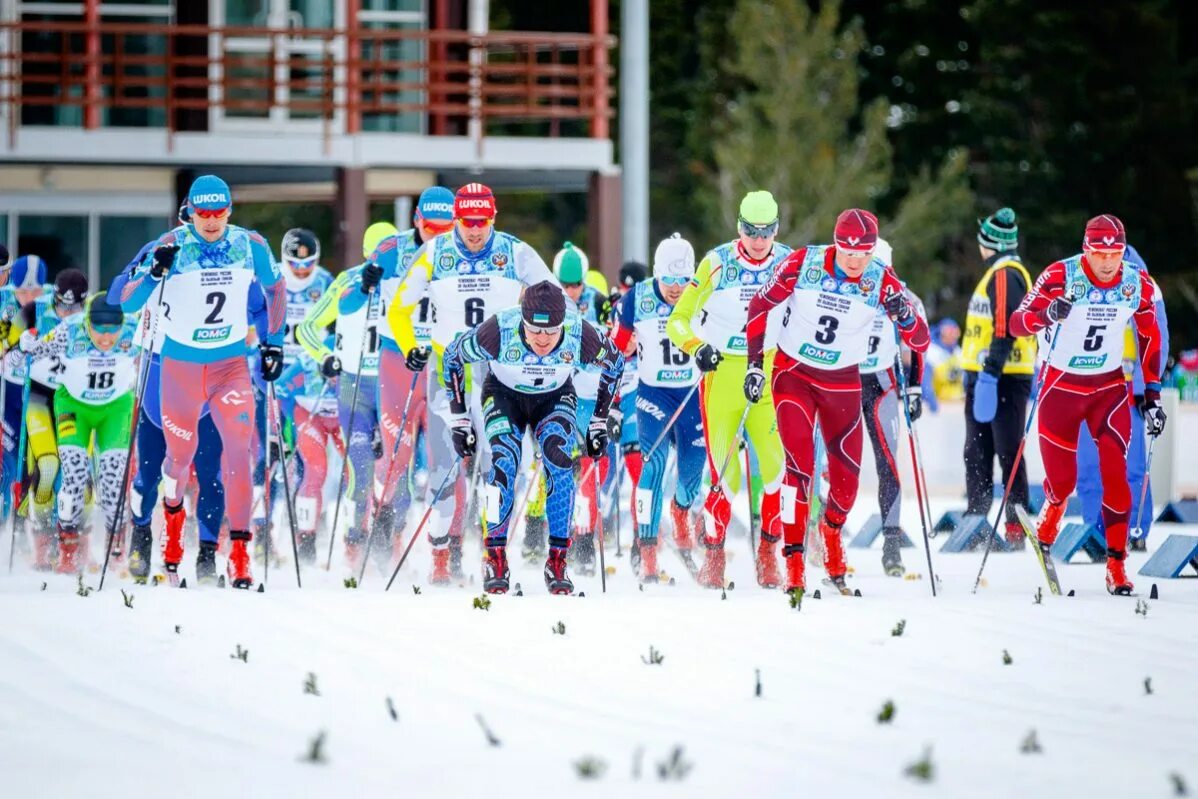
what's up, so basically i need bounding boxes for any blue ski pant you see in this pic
[635,383,704,543]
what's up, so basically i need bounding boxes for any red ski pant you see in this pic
[159,356,255,530]
[771,353,863,546]
[375,346,427,507]
[294,405,344,535]
[1037,371,1132,552]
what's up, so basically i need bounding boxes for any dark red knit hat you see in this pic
[1082,214,1126,253]
[833,208,879,252]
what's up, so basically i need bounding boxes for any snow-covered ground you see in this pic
[2,484,1197,798]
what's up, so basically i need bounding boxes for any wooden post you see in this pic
[588,171,622,280]
[84,0,100,129]
[589,0,609,140]
[335,167,368,271]
[346,0,361,134]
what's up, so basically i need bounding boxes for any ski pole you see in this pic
[712,403,752,494]
[262,384,274,587]
[593,463,606,593]
[325,288,376,571]
[385,454,464,591]
[891,346,937,597]
[1131,432,1157,539]
[638,381,700,467]
[268,381,303,588]
[972,320,1066,593]
[100,281,166,590]
[357,366,420,585]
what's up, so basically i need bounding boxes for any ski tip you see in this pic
[256,583,265,593]
[1150,583,1159,600]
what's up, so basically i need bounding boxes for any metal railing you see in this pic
[0,20,615,149]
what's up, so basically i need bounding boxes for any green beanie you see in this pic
[739,191,779,226]
[552,241,589,284]
[978,207,1019,252]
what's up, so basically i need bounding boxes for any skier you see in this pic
[857,238,926,576]
[667,191,793,588]
[610,260,648,536]
[1009,214,1164,595]
[120,175,286,589]
[296,223,398,572]
[441,281,623,594]
[364,187,456,580]
[746,208,930,595]
[386,183,557,572]
[614,234,705,583]
[11,268,89,568]
[19,293,139,573]
[961,208,1037,546]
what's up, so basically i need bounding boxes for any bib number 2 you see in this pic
[205,291,227,325]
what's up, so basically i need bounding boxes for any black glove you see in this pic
[372,426,384,459]
[405,346,430,372]
[905,387,923,422]
[606,409,623,441]
[883,291,914,327]
[1045,295,1073,323]
[695,344,723,373]
[267,439,282,464]
[321,355,341,378]
[1142,391,1167,437]
[451,416,477,459]
[361,263,383,294]
[259,343,284,382]
[0,318,10,342]
[586,419,609,458]
[743,365,766,404]
[151,244,179,279]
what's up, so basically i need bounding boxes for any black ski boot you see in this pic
[522,514,547,560]
[129,523,153,584]
[448,535,465,578]
[196,541,218,585]
[544,547,575,595]
[572,531,597,576]
[881,529,906,577]
[483,546,510,594]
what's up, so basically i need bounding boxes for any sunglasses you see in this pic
[738,218,779,239]
[835,245,875,258]
[457,217,493,229]
[193,207,230,219]
[658,275,691,287]
[525,323,562,335]
[286,255,319,269]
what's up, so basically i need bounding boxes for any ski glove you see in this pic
[743,366,766,404]
[321,355,342,378]
[694,344,723,373]
[259,343,285,382]
[1142,391,1167,437]
[150,244,180,279]
[405,346,430,372]
[1045,294,1073,323]
[372,426,384,459]
[904,386,923,422]
[451,416,477,459]
[606,408,623,441]
[972,371,999,424]
[360,262,383,294]
[18,328,38,354]
[0,318,10,342]
[586,418,609,458]
[883,291,915,327]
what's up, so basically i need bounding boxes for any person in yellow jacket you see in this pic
[666,191,791,589]
[960,208,1038,546]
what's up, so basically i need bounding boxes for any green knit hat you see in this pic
[739,191,779,226]
[978,207,1019,252]
[552,241,589,284]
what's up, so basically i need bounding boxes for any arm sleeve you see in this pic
[883,270,929,353]
[387,245,432,355]
[26,320,69,361]
[667,254,717,354]
[249,233,286,343]
[581,323,624,420]
[108,240,156,300]
[982,266,1028,375]
[1134,275,1163,391]
[297,271,350,364]
[515,241,557,286]
[1009,262,1066,338]
[119,232,179,312]
[611,293,637,352]
[747,248,806,367]
[248,283,270,343]
[441,315,502,414]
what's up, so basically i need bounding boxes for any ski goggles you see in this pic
[89,321,123,335]
[285,254,320,270]
[417,216,454,236]
[524,322,562,336]
[192,206,230,219]
[457,217,493,229]
[738,218,779,239]
[657,275,691,287]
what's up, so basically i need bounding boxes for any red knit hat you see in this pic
[454,182,497,219]
[833,208,879,252]
[1082,214,1126,253]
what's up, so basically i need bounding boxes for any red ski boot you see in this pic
[32,531,54,571]
[1003,521,1026,550]
[429,548,451,585]
[162,502,187,572]
[1034,500,1067,547]
[756,535,782,588]
[55,527,81,575]
[783,543,806,595]
[821,518,848,579]
[697,543,726,589]
[639,540,659,583]
[483,546,510,594]
[543,546,575,595]
[226,530,254,589]
[670,501,696,550]
[1105,548,1134,596]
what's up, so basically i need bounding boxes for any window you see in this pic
[17,215,89,283]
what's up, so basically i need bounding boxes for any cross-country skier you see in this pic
[609,260,648,538]
[1009,214,1163,595]
[614,234,705,583]
[364,187,456,581]
[19,293,139,573]
[120,175,286,589]
[441,281,623,595]
[386,183,557,573]
[746,208,930,595]
[857,238,926,576]
[667,191,793,588]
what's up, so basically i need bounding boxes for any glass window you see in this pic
[0,215,9,251]
[363,0,424,11]
[17,216,89,283]
[225,0,271,26]
[289,0,334,28]
[360,19,424,134]
[99,216,167,290]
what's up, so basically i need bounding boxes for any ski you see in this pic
[821,576,859,596]
[1014,505,1062,596]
